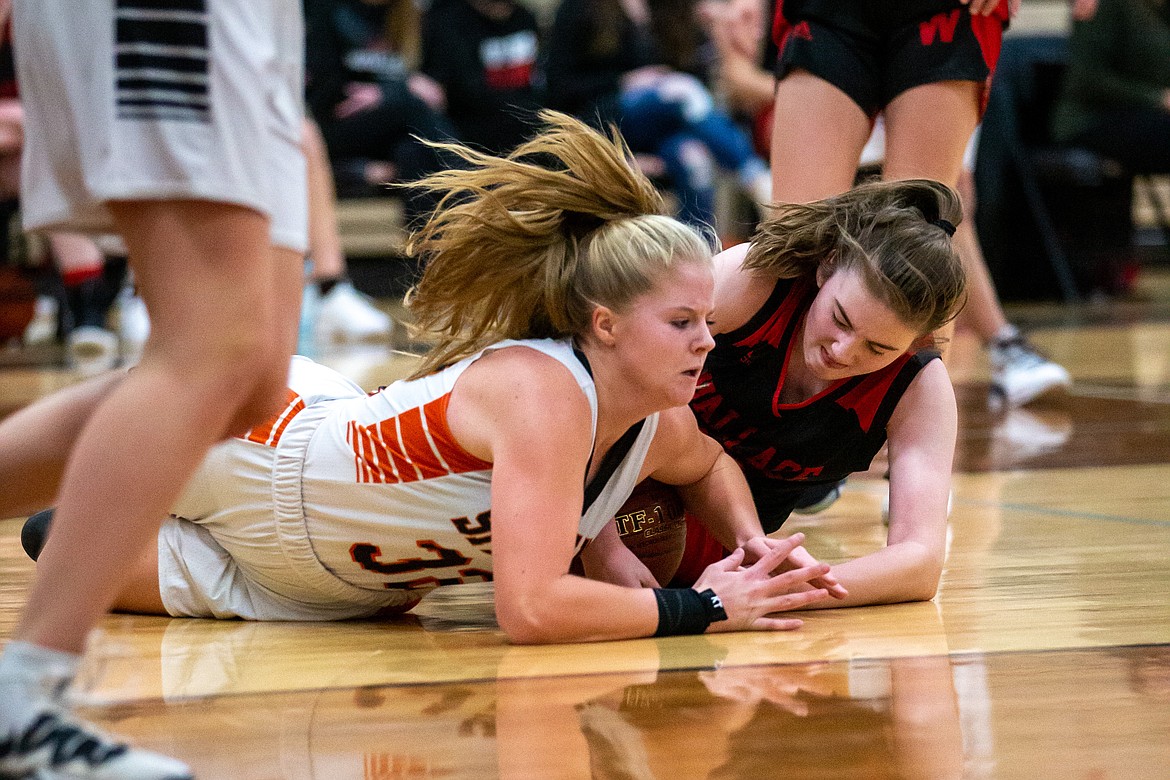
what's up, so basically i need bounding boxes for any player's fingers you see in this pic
[747,533,804,573]
[750,616,804,632]
[809,572,848,599]
[715,546,746,571]
[762,588,828,614]
[767,563,831,591]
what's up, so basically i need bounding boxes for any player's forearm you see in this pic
[718,52,776,115]
[802,541,942,609]
[495,575,662,644]
[676,452,763,550]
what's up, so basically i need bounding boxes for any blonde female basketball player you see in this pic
[4,113,842,646]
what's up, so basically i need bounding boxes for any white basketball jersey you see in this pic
[293,339,658,594]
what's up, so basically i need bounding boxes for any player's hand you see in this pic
[580,536,660,588]
[693,534,830,632]
[408,73,447,112]
[741,536,848,600]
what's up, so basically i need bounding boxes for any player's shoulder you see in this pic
[894,355,955,419]
[462,342,590,411]
[646,405,711,459]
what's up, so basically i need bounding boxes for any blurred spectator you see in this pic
[421,0,544,155]
[544,0,771,228]
[304,0,456,223]
[1052,0,1170,173]
[699,0,777,156]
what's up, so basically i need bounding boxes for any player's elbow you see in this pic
[904,549,944,602]
[495,594,564,645]
[906,570,942,602]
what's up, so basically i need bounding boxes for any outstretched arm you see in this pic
[801,359,957,608]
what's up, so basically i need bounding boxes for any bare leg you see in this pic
[0,372,123,519]
[882,81,978,186]
[953,168,1010,343]
[882,80,980,358]
[110,539,167,615]
[304,117,345,281]
[14,200,298,654]
[770,70,871,204]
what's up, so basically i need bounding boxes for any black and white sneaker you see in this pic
[0,707,192,780]
[989,335,1071,408]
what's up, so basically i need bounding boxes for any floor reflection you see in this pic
[954,383,1170,472]
[85,645,1170,779]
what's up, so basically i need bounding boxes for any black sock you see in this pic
[317,276,343,297]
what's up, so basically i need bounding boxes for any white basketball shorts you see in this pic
[12,0,308,252]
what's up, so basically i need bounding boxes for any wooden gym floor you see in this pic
[1,267,1169,779]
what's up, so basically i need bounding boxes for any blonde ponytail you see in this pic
[405,110,715,376]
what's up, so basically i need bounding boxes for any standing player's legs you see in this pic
[769,70,872,203]
[882,80,981,353]
[952,166,1013,342]
[302,116,392,345]
[15,200,296,656]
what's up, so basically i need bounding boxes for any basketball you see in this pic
[612,478,688,585]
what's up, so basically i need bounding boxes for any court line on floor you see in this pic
[956,498,1170,527]
[1068,383,1170,403]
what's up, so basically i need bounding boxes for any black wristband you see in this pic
[652,588,728,636]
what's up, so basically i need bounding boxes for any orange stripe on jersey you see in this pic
[351,420,379,481]
[241,390,305,447]
[366,423,398,483]
[422,394,492,473]
[349,392,491,484]
[395,406,448,479]
[378,417,421,483]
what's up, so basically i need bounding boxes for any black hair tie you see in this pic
[562,209,606,237]
[931,218,957,237]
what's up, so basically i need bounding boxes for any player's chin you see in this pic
[665,370,702,405]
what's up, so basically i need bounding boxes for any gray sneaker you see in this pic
[0,704,192,780]
[988,336,1071,408]
[792,479,845,516]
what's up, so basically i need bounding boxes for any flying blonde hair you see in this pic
[404,110,717,377]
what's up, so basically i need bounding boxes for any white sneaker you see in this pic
[23,295,59,346]
[988,336,1071,408]
[0,706,193,780]
[67,326,119,376]
[312,281,393,344]
[116,291,150,367]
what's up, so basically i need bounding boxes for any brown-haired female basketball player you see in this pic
[4,112,843,650]
[588,179,966,609]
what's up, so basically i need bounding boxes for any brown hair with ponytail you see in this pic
[404,110,717,377]
[746,179,967,336]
